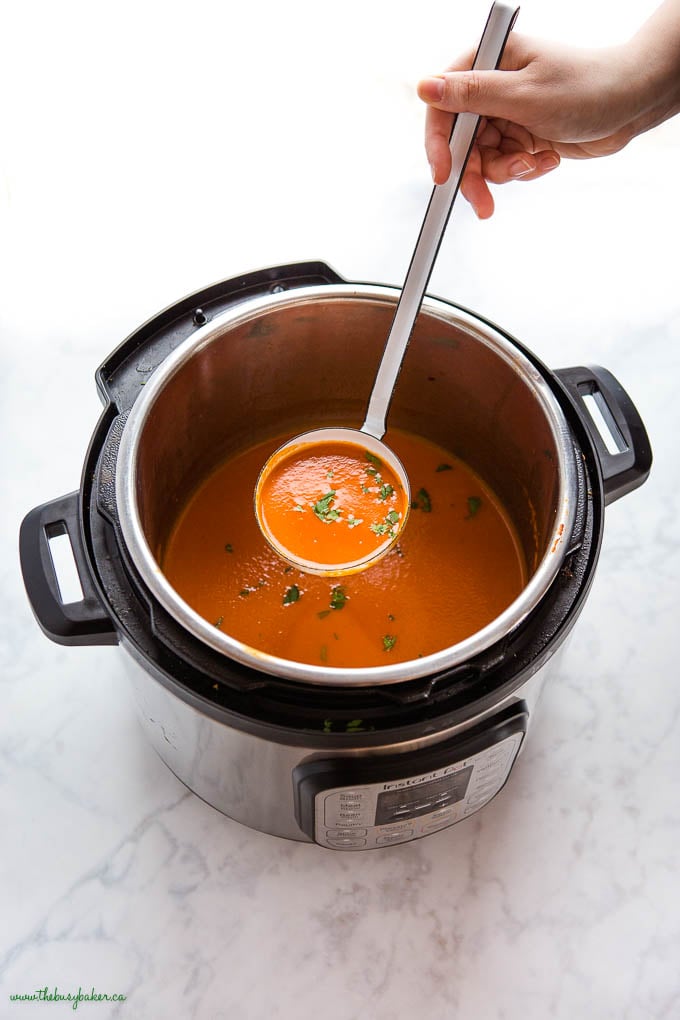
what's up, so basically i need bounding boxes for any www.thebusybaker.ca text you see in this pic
[9,986,127,1010]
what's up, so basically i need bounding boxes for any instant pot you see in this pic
[20,261,651,850]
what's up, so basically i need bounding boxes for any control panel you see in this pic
[293,703,527,850]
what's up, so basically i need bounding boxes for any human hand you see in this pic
[417,32,655,218]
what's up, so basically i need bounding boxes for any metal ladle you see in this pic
[255,1,519,575]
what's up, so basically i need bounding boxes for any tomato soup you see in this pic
[255,439,409,571]
[162,430,527,668]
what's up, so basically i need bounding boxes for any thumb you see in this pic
[417,68,526,122]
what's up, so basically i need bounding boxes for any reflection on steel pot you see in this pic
[20,261,652,849]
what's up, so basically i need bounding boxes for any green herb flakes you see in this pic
[330,586,348,611]
[345,719,363,732]
[411,488,432,512]
[283,585,301,605]
[435,463,453,472]
[382,634,397,652]
[466,496,482,519]
[365,452,382,468]
[370,522,390,536]
[386,510,400,525]
[238,589,250,598]
[347,514,363,529]
[224,543,234,553]
[317,609,331,619]
[379,483,394,500]
[320,645,328,663]
[214,616,224,628]
[313,490,341,523]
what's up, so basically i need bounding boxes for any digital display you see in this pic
[375,766,473,825]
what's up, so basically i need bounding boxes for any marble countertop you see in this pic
[2,0,679,1017]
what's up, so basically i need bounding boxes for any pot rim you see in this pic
[115,283,577,686]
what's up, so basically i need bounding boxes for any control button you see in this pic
[429,806,455,822]
[325,836,367,849]
[327,828,368,838]
[376,830,414,845]
[379,821,413,834]
[422,817,456,834]
[466,795,492,810]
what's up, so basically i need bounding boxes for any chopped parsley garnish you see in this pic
[347,514,363,529]
[379,483,394,500]
[370,506,401,537]
[313,490,341,522]
[345,719,364,732]
[214,616,224,628]
[466,496,482,519]
[365,452,382,468]
[320,645,328,663]
[411,487,432,512]
[224,543,234,553]
[370,522,390,536]
[318,586,348,617]
[330,586,348,611]
[382,634,397,652]
[238,589,250,598]
[283,585,301,605]
[435,463,453,472]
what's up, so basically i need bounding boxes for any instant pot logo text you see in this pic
[382,765,458,791]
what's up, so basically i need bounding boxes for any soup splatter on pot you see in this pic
[162,430,527,668]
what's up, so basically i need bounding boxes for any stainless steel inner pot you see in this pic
[116,284,577,685]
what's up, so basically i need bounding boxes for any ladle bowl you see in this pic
[254,427,411,576]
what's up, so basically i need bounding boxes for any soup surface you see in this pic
[255,438,409,572]
[162,430,527,668]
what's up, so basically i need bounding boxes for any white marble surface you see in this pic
[2,0,679,1017]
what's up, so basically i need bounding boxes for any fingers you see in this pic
[417,67,527,123]
[425,106,454,183]
[481,147,560,185]
[461,172,495,220]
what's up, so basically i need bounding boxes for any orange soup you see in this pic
[162,430,527,668]
[255,439,409,571]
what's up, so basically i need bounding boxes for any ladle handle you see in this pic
[362,1,520,440]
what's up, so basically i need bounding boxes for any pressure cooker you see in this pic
[20,261,652,850]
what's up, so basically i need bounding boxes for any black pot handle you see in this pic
[555,365,652,505]
[19,491,118,646]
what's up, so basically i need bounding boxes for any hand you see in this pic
[417,20,679,218]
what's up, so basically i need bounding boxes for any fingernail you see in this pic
[509,157,536,178]
[539,153,560,173]
[419,77,444,102]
